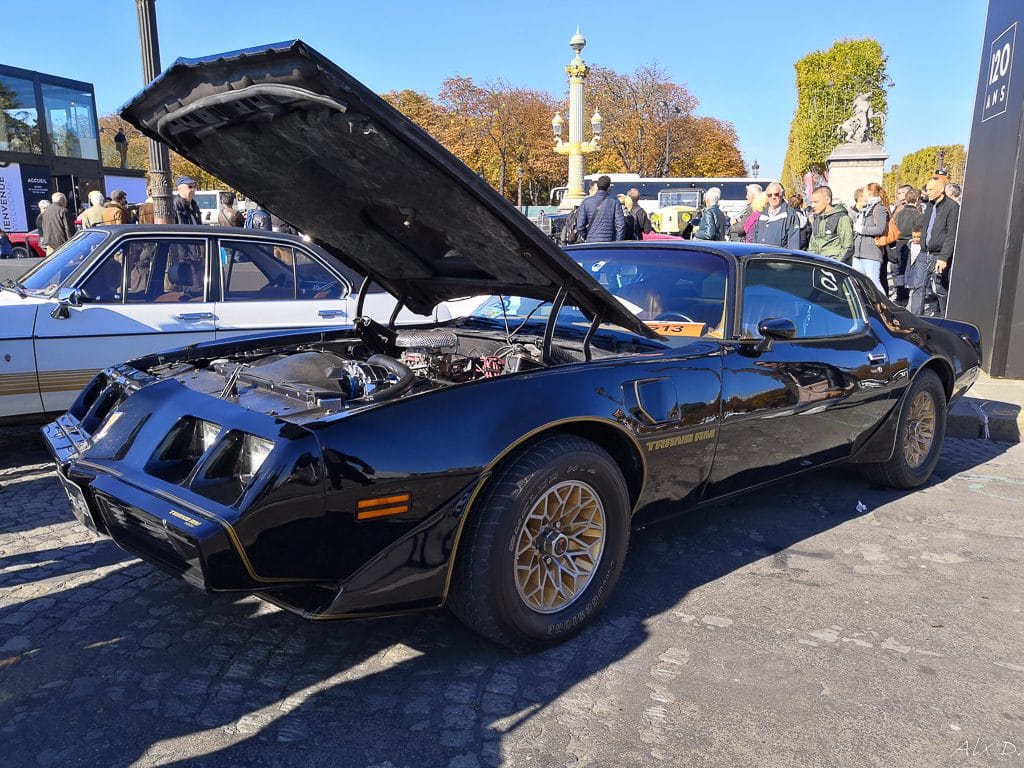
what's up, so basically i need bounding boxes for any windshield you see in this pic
[467,247,729,340]
[18,231,109,296]
[194,192,218,211]
[658,189,702,208]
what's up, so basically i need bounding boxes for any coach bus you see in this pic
[550,174,774,219]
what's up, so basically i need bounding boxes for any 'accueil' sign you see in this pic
[982,22,1017,122]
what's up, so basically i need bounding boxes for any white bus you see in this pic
[550,174,774,219]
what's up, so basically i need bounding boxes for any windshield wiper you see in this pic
[2,278,27,298]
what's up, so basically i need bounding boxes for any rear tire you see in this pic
[862,369,946,489]
[10,246,29,259]
[448,434,630,651]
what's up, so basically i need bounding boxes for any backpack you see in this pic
[559,206,582,245]
[244,209,273,230]
[623,209,639,240]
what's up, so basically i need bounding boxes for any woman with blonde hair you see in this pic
[744,191,768,242]
[852,181,890,291]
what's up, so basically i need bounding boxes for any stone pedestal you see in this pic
[824,142,888,207]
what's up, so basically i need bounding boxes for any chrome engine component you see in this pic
[395,328,459,351]
[396,328,461,380]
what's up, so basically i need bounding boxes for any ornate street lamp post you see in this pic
[660,100,683,177]
[553,28,602,211]
[135,0,173,224]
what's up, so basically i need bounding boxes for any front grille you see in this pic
[96,493,205,587]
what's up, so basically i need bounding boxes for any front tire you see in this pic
[863,369,946,489]
[448,434,630,651]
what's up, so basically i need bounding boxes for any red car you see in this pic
[5,230,46,258]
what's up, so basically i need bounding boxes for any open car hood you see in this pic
[121,40,654,337]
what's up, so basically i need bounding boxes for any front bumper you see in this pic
[43,364,480,620]
[44,412,218,589]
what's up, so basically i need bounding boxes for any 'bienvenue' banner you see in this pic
[0,163,28,232]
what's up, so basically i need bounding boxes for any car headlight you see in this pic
[146,417,225,485]
[236,434,274,485]
[199,420,221,453]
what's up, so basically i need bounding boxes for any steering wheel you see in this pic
[655,312,694,322]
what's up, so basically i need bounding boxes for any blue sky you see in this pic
[5,0,988,180]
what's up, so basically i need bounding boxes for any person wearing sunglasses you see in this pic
[752,182,801,249]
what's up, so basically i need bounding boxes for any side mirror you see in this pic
[51,287,83,320]
[754,317,797,353]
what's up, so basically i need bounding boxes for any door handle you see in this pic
[867,352,887,364]
[317,309,347,319]
[176,312,215,321]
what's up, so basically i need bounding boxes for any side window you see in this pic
[742,260,865,339]
[124,241,158,302]
[220,239,296,301]
[78,238,207,304]
[79,251,124,304]
[295,250,346,300]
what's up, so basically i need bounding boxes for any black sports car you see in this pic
[43,41,981,650]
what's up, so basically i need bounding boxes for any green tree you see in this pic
[883,145,967,197]
[781,39,889,192]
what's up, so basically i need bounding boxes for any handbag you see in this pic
[874,214,900,247]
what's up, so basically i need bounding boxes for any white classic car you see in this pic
[0,224,448,420]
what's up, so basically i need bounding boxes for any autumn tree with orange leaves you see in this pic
[97,114,224,190]
[101,61,743,207]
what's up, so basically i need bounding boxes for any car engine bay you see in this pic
[142,318,619,423]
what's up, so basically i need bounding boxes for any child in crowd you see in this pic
[904,228,928,314]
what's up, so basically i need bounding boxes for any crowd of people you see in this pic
[22,176,293,256]
[562,172,960,319]
[727,176,961,318]
[10,170,961,320]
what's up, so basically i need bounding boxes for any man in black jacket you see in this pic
[916,177,959,317]
[173,176,202,225]
[891,187,923,304]
[627,188,652,235]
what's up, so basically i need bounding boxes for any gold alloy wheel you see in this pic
[903,391,937,468]
[514,480,606,614]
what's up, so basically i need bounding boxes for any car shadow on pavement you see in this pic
[0,438,1014,768]
[0,425,52,470]
[0,474,95,536]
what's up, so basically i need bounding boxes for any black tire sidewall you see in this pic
[11,247,29,259]
[488,444,629,646]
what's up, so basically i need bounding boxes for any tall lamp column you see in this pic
[135,0,173,224]
[553,28,602,211]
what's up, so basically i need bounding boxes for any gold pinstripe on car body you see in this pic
[0,369,99,396]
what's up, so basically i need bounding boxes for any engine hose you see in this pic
[365,354,415,402]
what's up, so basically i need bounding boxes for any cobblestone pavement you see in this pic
[2,425,1022,768]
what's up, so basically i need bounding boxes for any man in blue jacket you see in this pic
[752,182,801,249]
[577,175,625,243]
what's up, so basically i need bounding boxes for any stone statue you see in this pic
[837,92,884,144]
